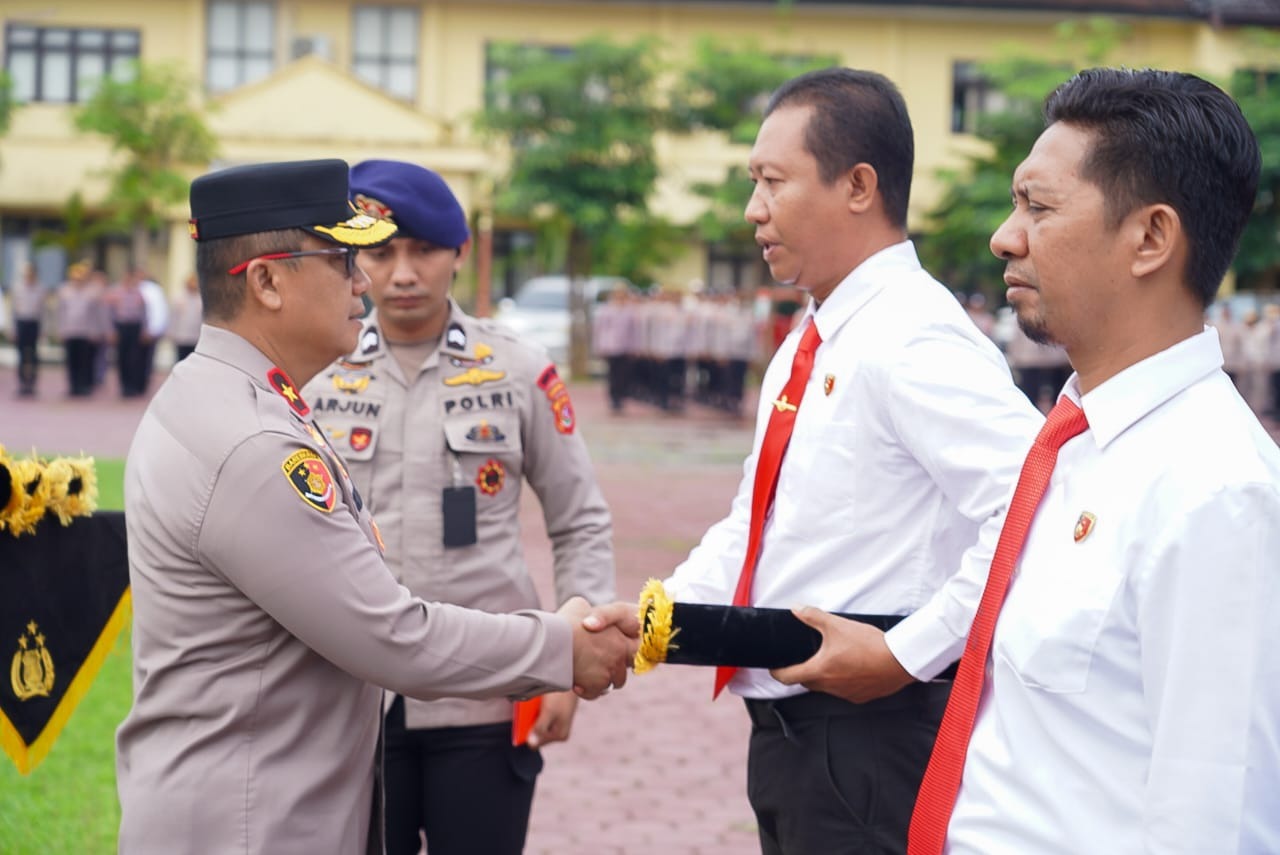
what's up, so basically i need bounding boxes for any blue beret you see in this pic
[349,160,470,249]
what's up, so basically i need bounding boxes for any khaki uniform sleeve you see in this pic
[518,350,616,606]
[198,430,572,700]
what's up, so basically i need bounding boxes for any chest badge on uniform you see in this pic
[536,364,576,435]
[444,342,506,386]
[283,449,337,513]
[823,374,835,396]
[267,367,310,418]
[477,458,506,496]
[350,427,373,451]
[466,420,507,442]
[332,369,372,394]
[1073,511,1097,543]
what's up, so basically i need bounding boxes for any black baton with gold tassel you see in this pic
[633,578,908,673]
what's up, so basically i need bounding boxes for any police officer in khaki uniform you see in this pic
[116,159,635,855]
[302,160,615,855]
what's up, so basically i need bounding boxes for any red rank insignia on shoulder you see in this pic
[283,449,336,513]
[267,367,310,418]
[535,365,576,435]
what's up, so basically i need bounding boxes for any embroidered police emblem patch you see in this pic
[283,449,337,513]
[465,421,506,442]
[477,459,506,496]
[536,365,576,435]
[350,427,373,451]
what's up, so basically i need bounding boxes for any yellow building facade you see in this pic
[0,0,1271,298]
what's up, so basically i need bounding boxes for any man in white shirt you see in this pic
[909,68,1280,854]
[656,68,1043,854]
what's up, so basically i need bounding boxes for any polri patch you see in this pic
[350,427,373,451]
[536,365,576,434]
[283,449,337,513]
[477,458,506,496]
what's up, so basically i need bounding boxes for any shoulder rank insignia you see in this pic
[283,449,337,513]
[444,342,506,386]
[1073,511,1096,543]
[359,327,381,356]
[477,458,506,496]
[466,421,506,442]
[11,621,55,701]
[267,367,310,418]
[536,364,576,434]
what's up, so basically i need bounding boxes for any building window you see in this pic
[4,23,139,103]
[206,0,274,94]
[951,61,1007,134]
[352,6,418,100]
[707,243,770,293]
[484,42,574,110]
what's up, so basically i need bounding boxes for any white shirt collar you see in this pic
[1062,326,1224,450]
[804,239,922,341]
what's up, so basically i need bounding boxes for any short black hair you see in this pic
[765,67,914,229]
[196,228,308,322]
[1044,68,1260,307]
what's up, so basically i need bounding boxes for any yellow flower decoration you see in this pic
[44,456,98,525]
[0,447,18,532]
[6,458,50,537]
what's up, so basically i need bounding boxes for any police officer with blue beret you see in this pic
[302,160,615,855]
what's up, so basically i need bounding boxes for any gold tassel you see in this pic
[634,578,678,674]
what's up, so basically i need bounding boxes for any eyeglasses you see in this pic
[227,247,359,278]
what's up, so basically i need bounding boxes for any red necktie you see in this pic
[907,398,1090,854]
[714,318,823,698]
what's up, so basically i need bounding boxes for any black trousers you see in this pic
[605,355,630,410]
[383,697,543,855]
[745,683,950,855]
[114,322,145,396]
[15,319,39,392]
[64,338,96,396]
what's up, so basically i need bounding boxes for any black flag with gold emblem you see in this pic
[1,449,129,775]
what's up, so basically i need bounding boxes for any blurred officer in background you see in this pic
[302,159,615,855]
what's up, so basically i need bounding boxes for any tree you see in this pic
[675,39,837,267]
[476,36,669,376]
[918,19,1126,298]
[31,192,105,261]
[74,62,218,268]
[1231,30,1280,292]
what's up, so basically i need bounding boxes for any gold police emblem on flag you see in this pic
[10,621,54,701]
[1073,511,1097,543]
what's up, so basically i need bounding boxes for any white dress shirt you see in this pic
[947,327,1280,855]
[666,241,1043,699]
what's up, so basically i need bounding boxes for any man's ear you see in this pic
[846,163,879,215]
[454,237,474,271]
[244,260,284,312]
[1130,203,1181,281]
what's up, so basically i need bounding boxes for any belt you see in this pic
[744,678,954,729]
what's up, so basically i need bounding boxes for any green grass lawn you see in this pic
[1,458,129,854]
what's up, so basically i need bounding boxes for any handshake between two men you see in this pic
[561,583,916,706]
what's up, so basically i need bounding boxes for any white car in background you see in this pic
[493,275,631,371]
